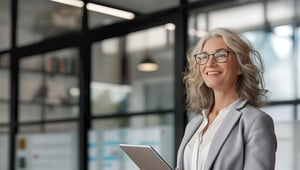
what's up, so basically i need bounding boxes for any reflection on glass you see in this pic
[91,25,174,115]
[19,48,79,122]
[0,0,10,49]
[243,26,295,100]
[18,0,82,46]
[90,113,174,170]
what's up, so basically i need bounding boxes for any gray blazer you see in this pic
[176,99,277,170]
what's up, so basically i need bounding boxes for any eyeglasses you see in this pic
[194,50,233,65]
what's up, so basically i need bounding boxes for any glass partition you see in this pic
[91,25,175,115]
[0,0,10,50]
[262,105,294,122]
[266,0,295,26]
[90,24,176,170]
[19,48,79,123]
[16,130,78,170]
[298,105,300,121]
[18,0,82,46]
[298,27,300,98]
[90,113,175,170]
[0,134,9,170]
[243,25,295,100]
[0,54,10,125]
[0,53,10,170]
[0,53,9,170]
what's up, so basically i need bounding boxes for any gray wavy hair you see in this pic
[184,27,268,114]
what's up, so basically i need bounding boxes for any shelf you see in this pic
[0,66,77,77]
[20,68,78,77]
[0,98,77,107]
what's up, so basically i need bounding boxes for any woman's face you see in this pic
[200,36,241,92]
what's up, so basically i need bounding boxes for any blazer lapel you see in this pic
[204,108,242,170]
[177,115,203,170]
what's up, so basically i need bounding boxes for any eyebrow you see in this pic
[201,48,229,53]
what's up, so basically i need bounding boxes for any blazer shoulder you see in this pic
[239,104,275,135]
[239,104,272,122]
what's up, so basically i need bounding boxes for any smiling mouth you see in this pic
[207,71,221,75]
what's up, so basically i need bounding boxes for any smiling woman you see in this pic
[176,27,277,170]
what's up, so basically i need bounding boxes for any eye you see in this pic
[214,51,227,58]
[196,53,208,60]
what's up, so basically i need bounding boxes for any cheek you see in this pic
[229,60,241,75]
[199,67,205,76]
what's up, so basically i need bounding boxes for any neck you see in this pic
[211,90,239,114]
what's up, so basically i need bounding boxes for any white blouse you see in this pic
[183,99,239,170]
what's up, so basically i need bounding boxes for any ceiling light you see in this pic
[87,3,135,20]
[137,56,159,72]
[50,0,135,20]
[164,23,176,31]
[50,0,84,8]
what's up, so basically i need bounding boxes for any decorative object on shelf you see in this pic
[46,56,59,74]
[0,54,10,68]
[46,56,76,74]
[31,85,48,102]
[60,87,79,105]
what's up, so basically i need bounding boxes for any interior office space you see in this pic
[0,0,299,170]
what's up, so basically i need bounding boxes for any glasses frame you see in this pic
[193,50,233,65]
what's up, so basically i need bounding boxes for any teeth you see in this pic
[207,72,219,75]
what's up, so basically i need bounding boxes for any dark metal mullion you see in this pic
[120,37,128,84]
[16,32,80,58]
[79,1,90,170]
[17,118,79,126]
[174,0,188,167]
[0,49,10,55]
[9,1,19,170]
[292,1,299,169]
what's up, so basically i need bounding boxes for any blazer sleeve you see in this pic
[244,113,277,170]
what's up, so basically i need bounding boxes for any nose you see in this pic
[206,55,216,66]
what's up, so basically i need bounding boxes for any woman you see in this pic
[176,28,277,170]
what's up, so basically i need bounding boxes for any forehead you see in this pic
[202,37,228,52]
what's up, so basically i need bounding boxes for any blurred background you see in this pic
[0,0,299,170]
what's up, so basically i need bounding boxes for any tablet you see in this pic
[119,144,172,170]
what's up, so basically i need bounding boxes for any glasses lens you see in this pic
[214,51,228,62]
[195,53,208,65]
